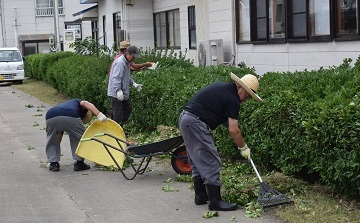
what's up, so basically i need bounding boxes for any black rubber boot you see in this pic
[205,184,238,211]
[193,176,209,205]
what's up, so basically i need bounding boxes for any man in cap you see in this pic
[108,41,153,75]
[178,73,263,211]
[107,45,143,125]
[45,99,107,172]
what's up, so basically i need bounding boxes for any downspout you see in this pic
[124,0,129,41]
[122,0,127,41]
[230,0,236,65]
[14,7,18,48]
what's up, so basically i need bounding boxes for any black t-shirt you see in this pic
[184,82,240,129]
[46,99,88,120]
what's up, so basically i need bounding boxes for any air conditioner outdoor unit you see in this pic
[198,39,224,67]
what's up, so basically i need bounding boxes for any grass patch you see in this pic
[221,162,360,222]
[274,183,360,223]
[12,78,70,106]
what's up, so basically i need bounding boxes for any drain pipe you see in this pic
[230,0,236,65]
[14,7,18,48]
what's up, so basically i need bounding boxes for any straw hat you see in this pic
[82,110,93,124]
[230,72,263,103]
[119,41,131,49]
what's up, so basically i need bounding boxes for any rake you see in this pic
[249,158,292,208]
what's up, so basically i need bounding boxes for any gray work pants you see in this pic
[110,97,132,125]
[179,110,222,186]
[45,116,85,163]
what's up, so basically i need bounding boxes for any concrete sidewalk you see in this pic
[0,85,283,223]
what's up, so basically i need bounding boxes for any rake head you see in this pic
[257,182,292,208]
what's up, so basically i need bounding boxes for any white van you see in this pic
[0,47,25,84]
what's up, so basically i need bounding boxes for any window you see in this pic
[236,0,251,42]
[287,0,331,41]
[269,0,286,39]
[154,9,181,49]
[238,0,334,43]
[309,0,330,37]
[103,15,107,46]
[250,0,285,42]
[35,0,64,17]
[334,0,358,39]
[113,12,125,49]
[92,21,99,42]
[188,6,197,49]
[251,0,267,42]
[287,0,307,40]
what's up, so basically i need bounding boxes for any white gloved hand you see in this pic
[238,144,251,159]
[133,82,143,91]
[97,112,107,122]
[116,90,124,101]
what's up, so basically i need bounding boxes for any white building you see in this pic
[79,0,360,75]
[0,0,95,55]
[2,0,360,75]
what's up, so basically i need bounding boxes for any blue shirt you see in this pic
[46,99,88,120]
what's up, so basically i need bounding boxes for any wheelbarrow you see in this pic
[75,120,192,180]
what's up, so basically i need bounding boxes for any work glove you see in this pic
[238,144,251,159]
[97,112,107,122]
[133,82,142,91]
[116,90,124,101]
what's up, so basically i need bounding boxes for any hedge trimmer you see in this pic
[249,158,292,208]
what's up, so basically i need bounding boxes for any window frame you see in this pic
[333,0,360,41]
[102,15,107,46]
[237,0,360,44]
[249,0,286,44]
[287,0,308,42]
[235,0,251,43]
[308,0,332,42]
[188,5,197,49]
[113,12,125,49]
[35,0,64,17]
[91,20,99,42]
[153,9,181,49]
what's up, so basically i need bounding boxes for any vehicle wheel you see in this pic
[171,146,192,175]
[15,80,23,84]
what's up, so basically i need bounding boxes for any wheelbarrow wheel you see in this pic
[171,146,192,175]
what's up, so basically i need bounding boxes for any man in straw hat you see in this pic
[45,99,107,172]
[178,72,262,211]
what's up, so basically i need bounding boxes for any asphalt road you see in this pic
[0,85,283,223]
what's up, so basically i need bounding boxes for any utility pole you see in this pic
[0,0,6,46]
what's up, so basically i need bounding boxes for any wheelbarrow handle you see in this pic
[93,133,105,137]
[249,158,264,183]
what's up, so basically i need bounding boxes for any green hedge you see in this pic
[46,54,111,112]
[240,59,359,198]
[24,51,75,80]
[24,51,359,199]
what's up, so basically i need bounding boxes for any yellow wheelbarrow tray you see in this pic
[76,120,191,180]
